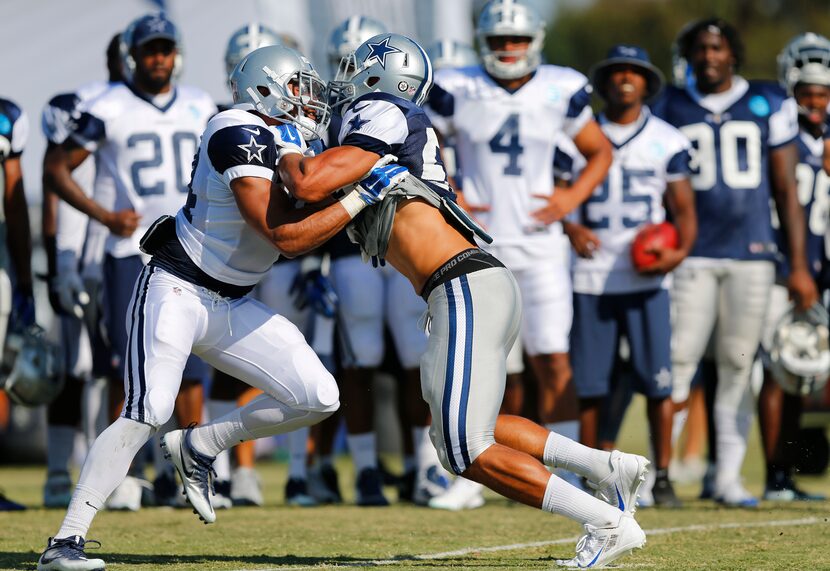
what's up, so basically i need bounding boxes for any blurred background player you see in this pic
[40,32,123,509]
[563,45,696,508]
[43,13,217,510]
[0,95,35,511]
[757,32,830,502]
[653,18,818,507]
[427,0,612,509]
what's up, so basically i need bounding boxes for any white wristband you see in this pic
[277,146,303,160]
[338,189,368,219]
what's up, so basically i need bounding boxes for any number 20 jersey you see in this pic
[428,65,592,255]
[71,84,216,258]
[652,78,798,261]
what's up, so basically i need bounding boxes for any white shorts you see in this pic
[331,255,427,369]
[254,261,309,332]
[120,267,339,428]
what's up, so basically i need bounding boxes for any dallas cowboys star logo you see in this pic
[364,37,402,70]
[347,114,369,131]
[238,135,267,163]
[146,17,169,33]
[654,367,672,390]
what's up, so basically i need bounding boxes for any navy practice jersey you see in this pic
[652,77,798,261]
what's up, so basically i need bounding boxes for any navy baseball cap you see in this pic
[127,13,179,49]
[590,45,665,100]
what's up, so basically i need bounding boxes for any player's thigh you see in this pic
[196,296,338,413]
[255,260,309,331]
[758,284,790,365]
[514,261,572,355]
[103,254,145,379]
[121,267,205,428]
[421,268,521,475]
[505,334,525,375]
[384,266,428,369]
[571,293,618,399]
[623,289,673,399]
[331,255,384,367]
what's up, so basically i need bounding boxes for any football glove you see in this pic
[271,123,306,159]
[290,255,338,318]
[9,288,35,334]
[48,270,90,320]
[355,157,409,206]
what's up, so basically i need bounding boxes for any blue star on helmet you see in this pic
[364,37,402,70]
[147,17,169,33]
[347,114,370,131]
[238,135,267,163]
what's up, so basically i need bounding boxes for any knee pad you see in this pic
[290,344,340,412]
[143,386,176,428]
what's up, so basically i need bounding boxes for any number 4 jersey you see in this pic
[70,84,216,258]
[652,77,798,261]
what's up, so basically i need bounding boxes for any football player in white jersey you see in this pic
[0,96,35,513]
[36,44,364,570]
[426,0,612,508]
[562,46,697,508]
[280,31,648,568]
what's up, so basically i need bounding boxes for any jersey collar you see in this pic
[686,76,749,115]
[597,107,651,149]
[126,83,179,113]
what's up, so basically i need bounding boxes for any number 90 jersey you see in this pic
[652,78,798,261]
[70,84,216,258]
[427,65,593,251]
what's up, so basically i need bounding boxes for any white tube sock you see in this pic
[288,427,310,480]
[542,473,621,528]
[346,432,377,473]
[543,431,611,482]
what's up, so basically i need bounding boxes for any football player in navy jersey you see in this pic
[279,32,648,568]
[758,33,830,502]
[652,18,818,507]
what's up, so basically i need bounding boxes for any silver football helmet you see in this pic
[329,33,433,110]
[2,325,64,407]
[426,39,479,71]
[230,45,331,140]
[769,303,830,396]
[327,16,387,77]
[476,0,545,80]
[777,33,830,95]
[225,23,283,79]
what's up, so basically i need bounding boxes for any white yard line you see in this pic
[229,516,825,570]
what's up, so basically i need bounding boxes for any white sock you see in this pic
[190,394,331,457]
[288,427,310,480]
[714,405,752,491]
[206,399,237,482]
[346,432,377,473]
[543,431,611,482]
[56,417,153,538]
[412,425,438,474]
[542,473,621,528]
[47,426,77,474]
[671,407,689,446]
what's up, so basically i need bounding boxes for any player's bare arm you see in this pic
[3,156,32,294]
[278,145,380,203]
[770,142,819,308]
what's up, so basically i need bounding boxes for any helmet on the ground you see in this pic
[327,16,387,77]
[426,39,479,71]
[769,303,830,396]
[777,33,830,95]
[225,23,283,79]
[476,0,545,80]
[2,325,64,407]
[230,45,331,140]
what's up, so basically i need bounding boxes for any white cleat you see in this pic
[105,476,146,511]
[428,477,485,511]
[231,467,264,507]
[556,513,646,568]
[588,451,649,516]
[37,536,105,571]
[715,480,759,508]
[161,428,217,524]
[413,465,452,506]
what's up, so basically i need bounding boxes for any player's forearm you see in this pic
[43,154,111,226]
[771,146,809,272]
[270,201,352,258]
[667,180,697,256]
[567,145,612,206]
[4,180,33,292]
[278,148,379,203]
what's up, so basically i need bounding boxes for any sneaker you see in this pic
[397,469,416,503]
[37,536,104,571]
[555,514,646,568]
[763,471,825,502]
[161,428,217,524]
[355,467,389,506]
[588,451,649,516]
[669,456,707,485]
[105,476,147,511]
[214,479,233,510]
[44,471,73,509]
[0,491,26,511]
[231,467,264,507]
[413,465,451,506]
[715,481,759,508]
[152,471,183,507]
[285,478,318,507]
[308,464,342,504]
[651,476,682,508]
[428,477,485,511]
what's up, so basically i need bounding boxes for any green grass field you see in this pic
[2,397,830,571]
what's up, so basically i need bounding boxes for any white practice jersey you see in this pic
[175,108,282,287]
[428,64,593,262]
[566,109,692,295]
[71,84,215,258]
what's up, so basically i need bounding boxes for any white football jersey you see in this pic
[568,109,692,295]
[428,65,593,264]
[175,108,281,287]
[71,84,215,258]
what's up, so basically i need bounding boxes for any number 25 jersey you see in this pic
[652,77,798,261]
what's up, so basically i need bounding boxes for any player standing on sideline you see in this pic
[563,45,696,508]
[758,33,830,502]
[652,18,818,507]
[0,96,35,512]
[40,33,123,509]
[426,0,612,509]
[36,44,352,570]
[42,13,217,510]
[280,32,648,568]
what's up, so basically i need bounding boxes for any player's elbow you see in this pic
[271,229,309,259]
[290,180,330,204]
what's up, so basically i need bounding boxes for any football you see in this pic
[631,221,679,270]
